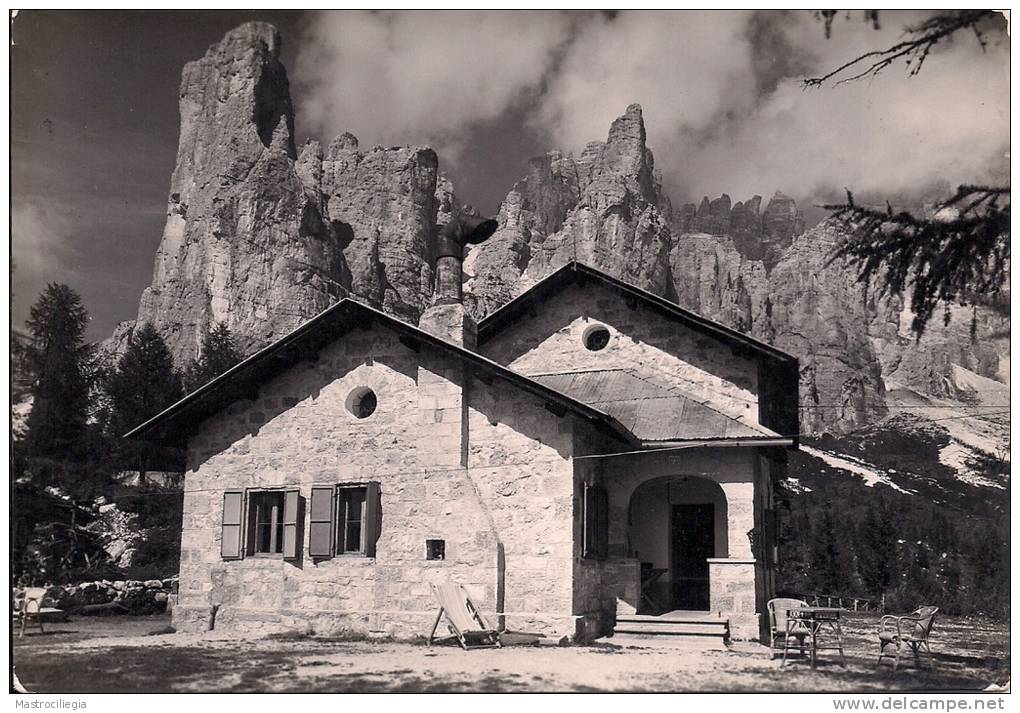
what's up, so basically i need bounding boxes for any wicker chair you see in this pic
[877,606,938,671]
[767,597,811,661]
[14,587,61,637]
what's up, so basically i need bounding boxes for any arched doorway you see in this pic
[628,476,728,612]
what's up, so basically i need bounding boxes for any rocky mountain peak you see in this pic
[116,23,1007,437]
[126,23,446,364]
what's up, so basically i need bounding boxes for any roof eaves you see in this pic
[124,297,642,448]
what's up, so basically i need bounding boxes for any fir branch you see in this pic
[825,186,1010,335]
[804,10,995,87]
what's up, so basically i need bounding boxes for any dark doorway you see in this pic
[671,504,714,610]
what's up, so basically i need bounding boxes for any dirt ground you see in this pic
[11,612,1010,693]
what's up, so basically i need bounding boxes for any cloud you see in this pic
[293,10,574,161]
[532,10,1010,204]
[674,11,1011,202]
[293,11,1010,207]
[531,11,758,158]
[12,200,77,282]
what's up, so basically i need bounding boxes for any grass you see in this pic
[11,612,1009,693]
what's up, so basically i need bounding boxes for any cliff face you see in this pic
[125,22,1007,436]
[465,106,1008,435]
[464,104,673,316]
[129,22,445,364]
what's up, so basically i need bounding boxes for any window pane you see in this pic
[273,522,284,553]
[346,521,361,552]
[347,489,365,519]
[337,487,367,553]
[252,492,285,554]
[257,524,271,552]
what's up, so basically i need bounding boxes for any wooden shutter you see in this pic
[765,508,779,566]
[221,491,243,560]
[308,486,335,558]
[282,489,303,560]
[582,483,596,559]
[244,491,256,557]
[595,486,609,559]
[364,482,381,558]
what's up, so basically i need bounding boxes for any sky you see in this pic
[11,10,1010,343]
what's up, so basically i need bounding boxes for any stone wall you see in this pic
[39,577,176,615]
[480,282,761,427]
[175,323,582,639]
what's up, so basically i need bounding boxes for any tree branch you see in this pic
[824,186,1010,335]
[804,10,995,87]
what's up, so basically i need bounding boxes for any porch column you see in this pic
[712,481,759,639]
[719,481,754,558]
[708,558,758,639]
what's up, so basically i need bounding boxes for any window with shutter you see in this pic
[582,483,608,560]
[282,489,302,560]
[308,486,335,559]
[582,483,596,559]
[221,491,244,560]
[248,491,286,555]
[765,508,779,566]
[595,485,609,559]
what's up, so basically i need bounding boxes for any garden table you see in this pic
[785,606,847,668]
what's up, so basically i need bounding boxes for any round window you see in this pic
[583,325,611,352]
[346,387,378,419]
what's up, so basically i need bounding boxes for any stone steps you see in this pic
[611,612,729,647]
[607,633,729,651]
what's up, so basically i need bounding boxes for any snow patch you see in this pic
[938,442,1007,490]
[783,477,812,493]
[951,364,1009,399]
[801,445,914,494]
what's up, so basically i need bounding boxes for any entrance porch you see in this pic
[581,447,776,641]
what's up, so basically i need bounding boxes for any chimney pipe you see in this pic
[434,206,497,305]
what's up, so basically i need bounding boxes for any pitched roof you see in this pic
[476,261,800,442]
[477,261,797,363]
[529,368,783,443]
[124,298,639,448]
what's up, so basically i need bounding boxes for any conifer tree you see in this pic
[184,322,243,392]
[105,324,183,474]
[22,283,94,460]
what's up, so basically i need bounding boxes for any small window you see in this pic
[222,489,300,560]
[250,491,285,555]
[337,486,367,554]
[426,539,445,560]
[583,325,610,352]
[346,386,377,419]
[582,483,609,560]
[307,482,381,560]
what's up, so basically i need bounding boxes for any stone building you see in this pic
[129,261,798,643]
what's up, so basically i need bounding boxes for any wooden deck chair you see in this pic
[16,588,61,637]
[767,597,811,662]
[428,581,501,650]
[877,606,939,671]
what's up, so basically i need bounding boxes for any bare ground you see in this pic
[11,612,1009,693]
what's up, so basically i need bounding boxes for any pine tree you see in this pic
[105,324,183,472]
[184,322,243,392]
[23,284,94,460]
[808,498,858,595]
[855,497,897,596]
